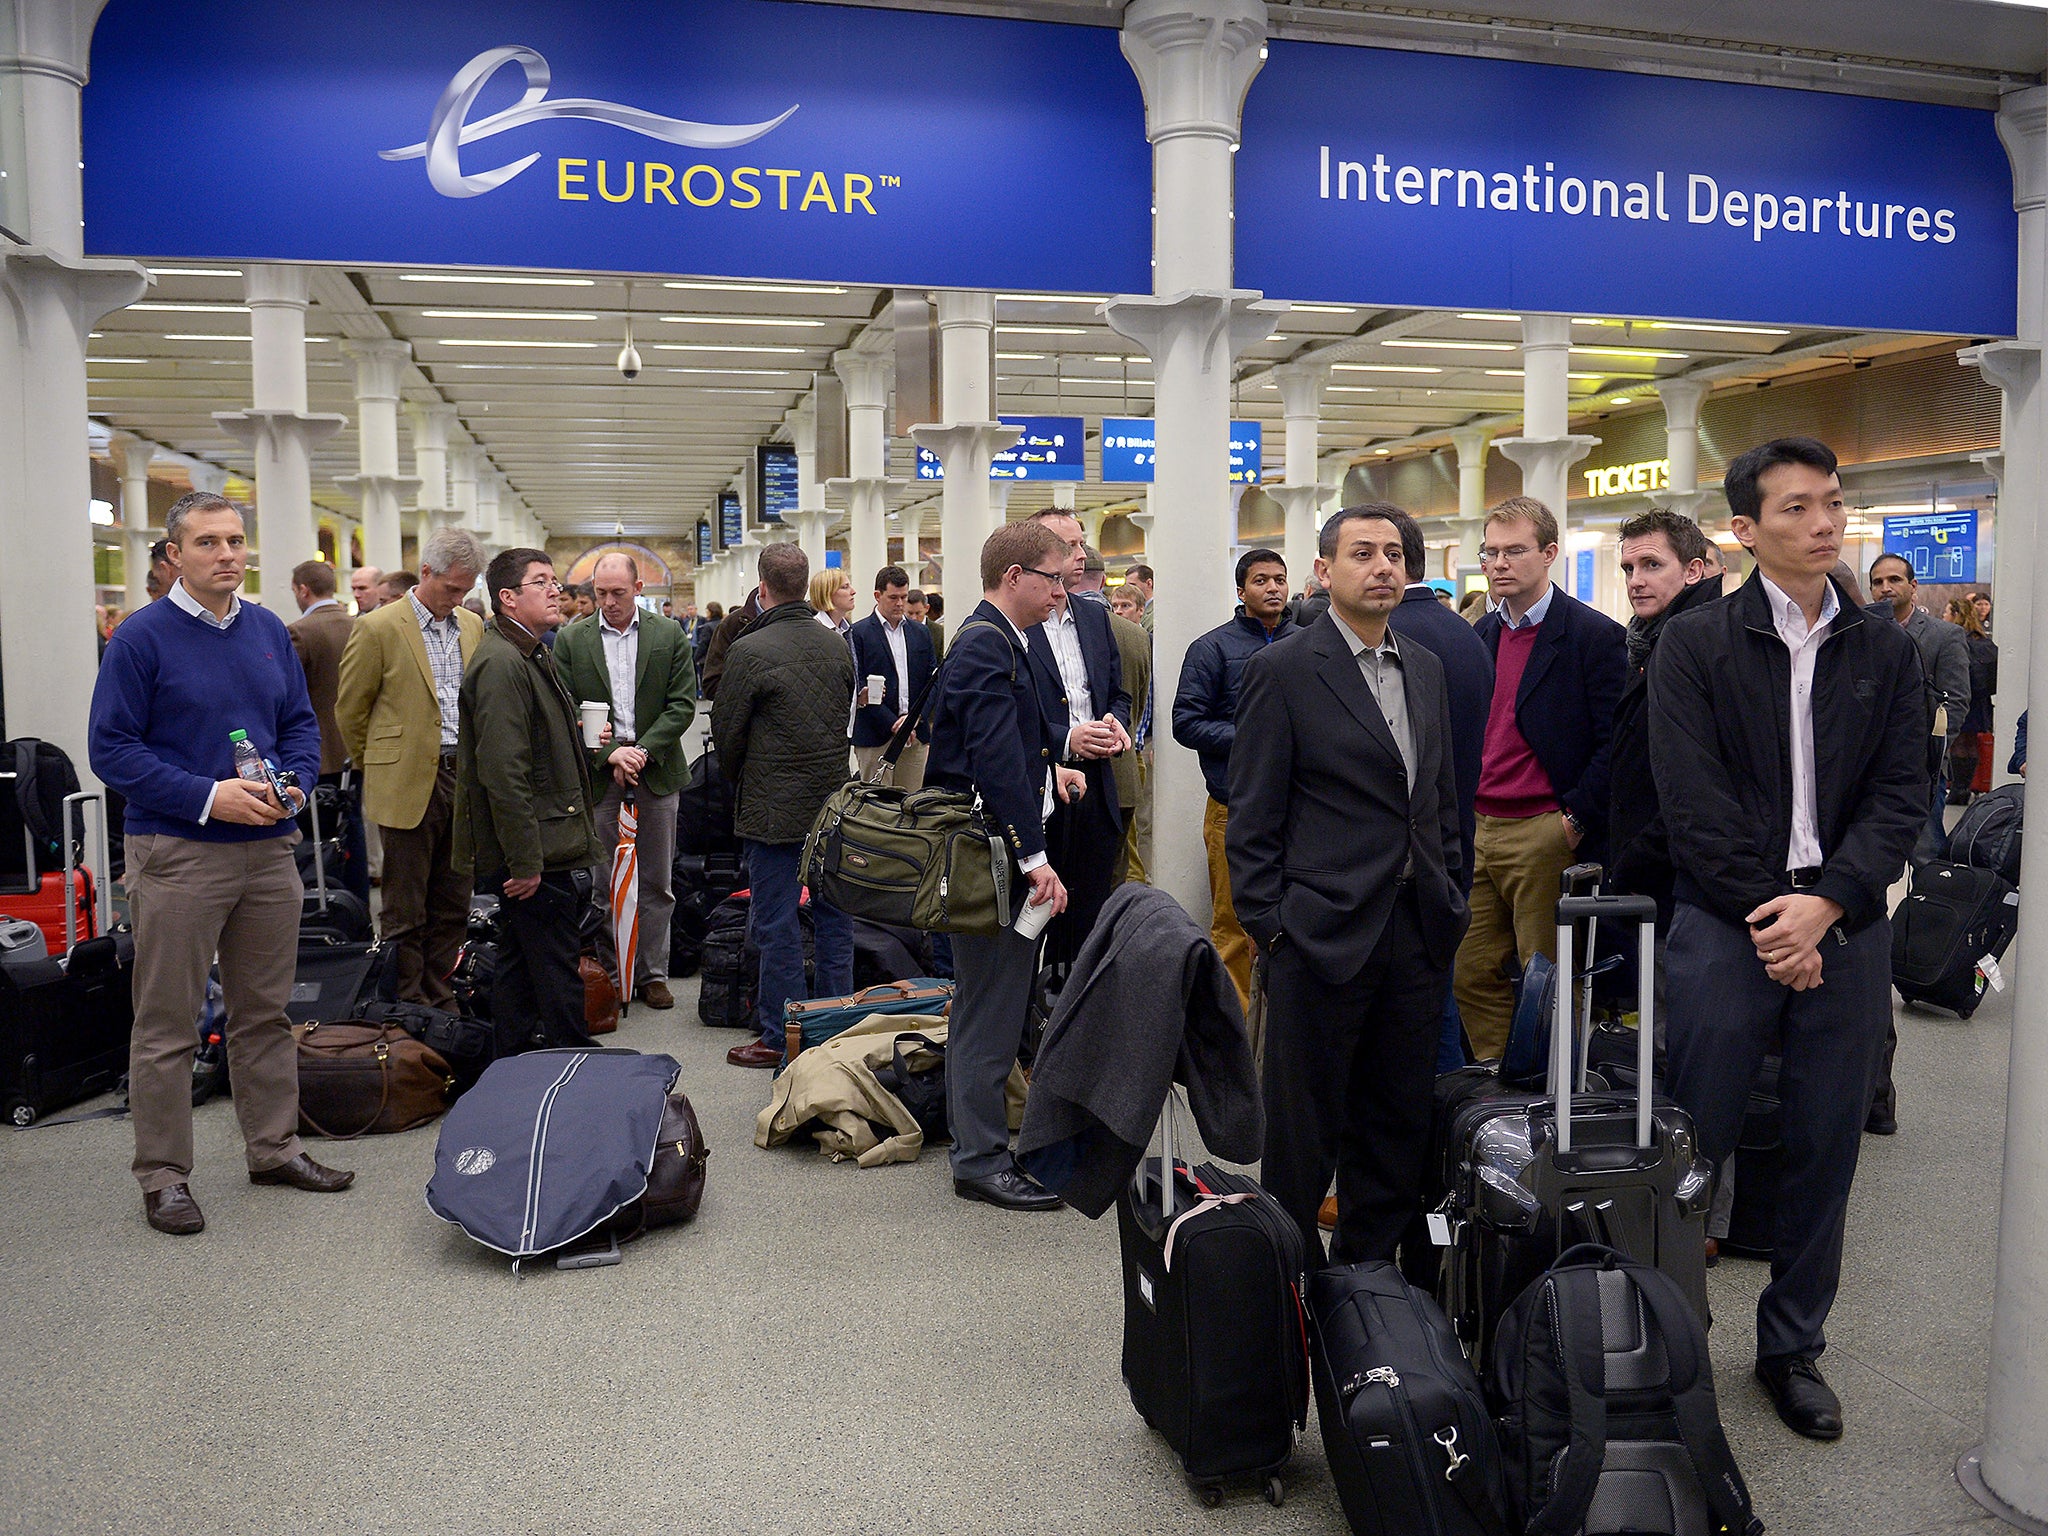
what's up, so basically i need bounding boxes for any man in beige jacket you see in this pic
[336,527,486,1006]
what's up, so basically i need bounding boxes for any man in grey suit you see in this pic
[1227,504,1470,1263]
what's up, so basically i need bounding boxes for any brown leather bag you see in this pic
[612,1087,709,1239]
[294,1021,452,1139]
[581,954,620,1035]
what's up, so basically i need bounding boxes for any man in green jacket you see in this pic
[553,552,698,1009]
[712,542,857,1069]
[454,547,604,1053]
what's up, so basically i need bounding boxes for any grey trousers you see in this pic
[946,912,1039,1181]
[1665,901,1893,1362]
[125,833,306,1192]
[594,781,679,985]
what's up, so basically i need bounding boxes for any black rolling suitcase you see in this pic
[1308,1260,1507,1536]
[0,919,134,1127]
[1721,1055,1782,1261]
[286,936,392,1026]
[1117,1094,1308,1507]
[1891,860,2017,1018]
[1441,894,1715,1375]
[297,786,372,945]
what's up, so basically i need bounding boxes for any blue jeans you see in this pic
[744,840,853,1050]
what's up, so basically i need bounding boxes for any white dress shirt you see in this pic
[879,615,911,713]
[1044,599,1095,742]
[599,610,639,741]
[1758,573,1840,871]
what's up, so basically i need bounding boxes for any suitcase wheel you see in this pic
[5,1098,34,1128]
[1197,1486,1223,1510]
[1264,1476,1285,1508]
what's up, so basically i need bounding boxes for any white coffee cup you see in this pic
[866,674,887,706]
[1012,888,1056,942]
[579,701,609,749]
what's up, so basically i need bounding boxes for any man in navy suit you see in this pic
[1454,496,1627,1060]
[924,521,1086,1212]
[848,564,937,789]
[1022,510,1132,967]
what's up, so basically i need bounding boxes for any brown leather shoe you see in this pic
[249,1153,355,1192]
[1318,1195,1338,1232]
[727,1040,783,1070]
[639,980,676,1010]
[145,1183,205,1235]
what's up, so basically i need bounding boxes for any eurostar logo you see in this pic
[382,45,798,199]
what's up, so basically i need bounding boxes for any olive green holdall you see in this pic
[802,779,1013,935]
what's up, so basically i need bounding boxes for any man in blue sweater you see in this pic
[89,492,348,1236]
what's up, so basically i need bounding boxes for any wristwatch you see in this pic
[1561,808,1584,838]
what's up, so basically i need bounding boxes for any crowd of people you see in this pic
[85,433,1980,1447]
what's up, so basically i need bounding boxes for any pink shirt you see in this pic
[1475,623,1559,818]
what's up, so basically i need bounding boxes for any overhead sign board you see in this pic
[1883,510,1977,583]
[82,0,1151,295]
[915,416,1085,481]
[695,521,712,565]
[1236,42,2018,335]
[756,446,797,524]
[718,491,743,548]
[1100,419,1263,484]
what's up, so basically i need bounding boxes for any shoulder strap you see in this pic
[1614,1256,1766,1536]
[13,740,51,854]
[885,618,1016,771]
[1525,1262,1611,1536]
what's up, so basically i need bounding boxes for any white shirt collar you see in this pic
[600,610,639,638]
[1499,583,1555,631]
[1757,572,1840,636]
[168,577,241,628]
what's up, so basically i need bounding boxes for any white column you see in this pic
[786,398,839,570]
[988,479,1014,542]
[900,528,927,590]
[910,291,1020,626]
[449,442,479,540]
[476,470,502,554]
[331,518,355,586]
[337,339,420,577]
[1648,377,1712,520]
[1960,81,2048,1535]
[1495,314,1599,532]
[1449,425,1493,570]
[832,348,895,616]
[1052,483,1079,512]
[0,2,150,769]
[405,401,453,553]
[213,265,346,608]
[1271,361,1328,584]
[110,432,157,613]
[1104,0,1278,918]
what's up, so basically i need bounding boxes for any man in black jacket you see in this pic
[1172,546,1293,1010]
[924,521,1085,1211]
[848,564,937,789]
[1650,436,1924,1442]
[1454,497,1627,1059]
[1228,505,1468,1263]
[1610,508,1722,921]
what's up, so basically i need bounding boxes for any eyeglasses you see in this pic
[1479,545,1536,564]
[1019,567,1066,584]
[518,576,564,593]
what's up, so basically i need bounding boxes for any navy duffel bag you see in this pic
[428,1048,680,1262]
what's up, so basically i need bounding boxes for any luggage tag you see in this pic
[1426,1213,1452,1247]
[1979,954,2007,993]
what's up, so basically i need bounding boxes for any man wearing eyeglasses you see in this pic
[453,548,604,1053]
[1454,496,1626,1061]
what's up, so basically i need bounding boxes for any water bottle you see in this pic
[228,728,277,804]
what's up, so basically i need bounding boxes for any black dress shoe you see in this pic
[953,1168,1065,1212]
[144,1183,205,1235]
[1756,1354,1843,1440]
[249,1153,355,1192]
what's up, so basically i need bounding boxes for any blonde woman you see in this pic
[808,569,855,638]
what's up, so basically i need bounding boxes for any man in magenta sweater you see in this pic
[1455,496,1627,1059]
[89,492,350,1236]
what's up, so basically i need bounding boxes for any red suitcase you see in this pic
[0,867,96,958]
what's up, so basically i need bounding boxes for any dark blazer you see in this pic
[1226,612,1469,988]
[287,601,354,777]
[1473,584,1627,856]
[1387,584,1493,890]
[924,602,1062,864]
[1024,595,1132,823]
[847,612,938,749]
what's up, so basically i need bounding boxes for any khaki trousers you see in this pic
[1203,797,1254,1013]
[1453,811,1576,1060]
[1116,754,1150,887]
[125,832,305,1192]
[376,765,468,1009]
[852,738,927,792]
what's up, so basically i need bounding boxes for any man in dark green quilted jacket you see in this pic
[712,542,858,1068]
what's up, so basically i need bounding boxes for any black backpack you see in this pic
[1949,781,2022,885]
[3,738,83,879]
[1492,1245,1761,1536]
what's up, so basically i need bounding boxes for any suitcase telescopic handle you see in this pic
[1553,894,1659,1154]
[59,790,109,953]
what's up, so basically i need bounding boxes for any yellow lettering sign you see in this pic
[557,158,589,201]
[1582,458,1672,498]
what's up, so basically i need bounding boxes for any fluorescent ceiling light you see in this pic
[1374,448,1391,455]
[1326,385,1379,393]
[89,357,150,364]
[1573,345,1689,359]
[436,338,601,349]
[146,267,243,278]
[1332,363,1441,374]
[1091,355,1149,365]
[1288,304,1358,314]
[130,301,250,313]
[1587,319,1789,336]
[998,324,1089,336]
[400,273,595,286]
[652,342,813,355]
[1384,338,1516,352]
[162,332,249,341]
[995,352,1045,361]
[1610,396,1634,404]
[662,280,848,295]
[1458,312,1520,323]
[661,367,800,377]
[998,293,1098,304]
[660,314,825,327]
[421,309,598,322]
[1485,369,1626,380]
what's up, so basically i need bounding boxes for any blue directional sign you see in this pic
[1100,418,1263,484]
[915,416,1085,481]
[718,491,742,549]
[1883,510,1977,584]
[1236,41,2017,335]
[1575,548,1596,601]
